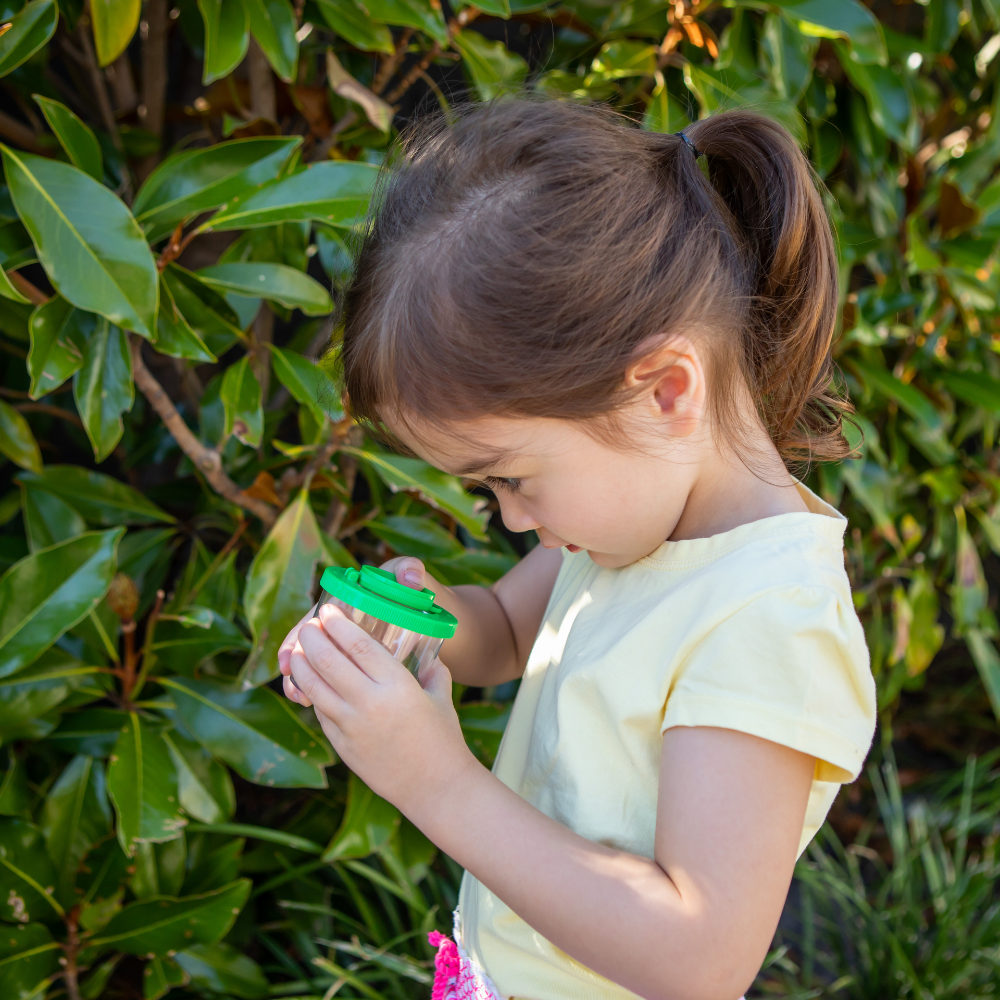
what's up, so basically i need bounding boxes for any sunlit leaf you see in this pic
[220,355,263,447]
[324,772,400,860]
[243,0,298,82]
[0,0,57,78]
[26,295,87,399]
[453,29,528,100]
[33,94,103,181]
[72,318,134,462]
[90,0,140,65]
[314,0,394,53]
[197,0,249,83]
[197,261,334,316]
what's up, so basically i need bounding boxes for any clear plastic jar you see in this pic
[317,565,458,676]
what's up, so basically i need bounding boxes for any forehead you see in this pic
[385,412,576,474]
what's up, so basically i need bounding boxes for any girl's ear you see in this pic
[625,335,706,438]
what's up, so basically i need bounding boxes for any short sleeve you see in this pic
[661,586,876,783]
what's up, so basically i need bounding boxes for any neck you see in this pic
[668,434,808,542]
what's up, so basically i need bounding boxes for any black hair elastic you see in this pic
[674,130,702,160]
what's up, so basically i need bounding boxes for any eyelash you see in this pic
[484,476,522,494]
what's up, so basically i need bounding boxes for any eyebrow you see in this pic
[452,452,517,476]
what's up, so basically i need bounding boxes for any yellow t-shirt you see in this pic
[457,483,876,1000]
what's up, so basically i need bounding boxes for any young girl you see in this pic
[277,101,876,1000]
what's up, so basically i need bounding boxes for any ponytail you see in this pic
[687,111,850,463]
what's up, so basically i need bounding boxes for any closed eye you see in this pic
[484,476,522,494]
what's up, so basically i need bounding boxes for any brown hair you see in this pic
[341,98,851,466]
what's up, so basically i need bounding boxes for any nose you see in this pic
[497,496,541,535]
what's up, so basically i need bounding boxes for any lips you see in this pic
[566,544,582,553]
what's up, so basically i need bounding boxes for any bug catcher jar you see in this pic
[317,565,458,675]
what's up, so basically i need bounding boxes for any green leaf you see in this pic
[90,0,140,65]
[850,360,944,432]
[942,371,1000,412]
[0,218,36,272]
[16,466,174,525]
[773,0,886,65]
[72,318,133,462]
[242,489,323,686]
[348,447,490,539]
[243,0,298,82]
[314,0,394,54]
[132,137,299,242]
[0,922,61,998]
[162,263,246,353]
[203,160,378,231]
[154,274,216,363]
[46,707,129,756]
[368,515,464,560]
[162,675,334,787]
[0,649,94,743]
[163,733,235,824]
[360,0,447,42]
[174,942,269,999]
[107,712,186,856]
[83,879,251,959]
[453,29,528,100]
[151,608,250,674]
[269,344,339,424]
[220,355,263,447]
[0,0,57,78]
[0,528,123,680]
[967,628,1000,720]
[0,818,63,922]
[0,263,29,304]
[79,954,122,999]
[40,755,111,904]
[20,485,85,551]
[197,261,334,316]
[32,95,103,181]
[763,12,816,103]
[324,772,400,860]
[0,398,41,473]
[2,148,159,336]
[589,40,656,82]
[26,296,87,399]
[465,0,508,16]
[835,45,917,150]
[0,756,31,816]
[197,0,249,83]
[143,955,188,1000]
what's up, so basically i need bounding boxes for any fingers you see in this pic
[278,605,318,675]
[419,658,453,702]
[314,602,402,683]
[288,647,348,721]
[386,556,426,590]
[300,612,388,692]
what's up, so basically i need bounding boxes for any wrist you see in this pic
[399,743,484,831]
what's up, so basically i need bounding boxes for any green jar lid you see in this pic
[319,565,458,639]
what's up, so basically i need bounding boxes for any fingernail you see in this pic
[403,570,421,586]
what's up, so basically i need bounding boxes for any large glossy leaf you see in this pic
[197,0,249,83]
[0,649,95,743]
[369,515,464,560]
[162,264,246,353]
[155,274,216,363]
[16,467,175,525]
[73,318,133,462]
[197,262,334,316]
[453,29,528,100]
[33,95,103,181]
[244,0,297,82]
[132,137,299,242]
[83,879,251,960]
[242,489,323,686]
[203,160,378,231]
[0,756,30,817]
[90,0,140,65]
[773,0,886,65]
[360,0,447,42]
[26,296,87,399]
[836,46,917,151]
[0,922,61,998]
[349,447,490,539]
[314,0,394,53]
[46,707,129,756]
[150,608,250,674]
[0,818,62,923]
[0,0,57,78]
[2,149,158,336]
[143,955,188,999]
[269,344,339,424]
[164,732,235,824]
[0,528,123,680]
[0,398,41,474]
[324,772,400,860]
[942,371,1000,412]
[175,942,269,999]
[21,485,85,551]
[162,675,334,787]
[40,755,111,904]
[107,712,186,856]
[220,355,263,447]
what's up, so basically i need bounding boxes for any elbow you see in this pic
[644,945,760,1000]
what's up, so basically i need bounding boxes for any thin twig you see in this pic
[156,223,200,271]
[130,589,165,703]
[186,520,248,606]
[0,107,46,152]
[138,0,169,174]
[9,271,48,305]
[372,28,415,95]
[322,426,363,535]
[301,418,353,490]
[129,335,278,525]
[15,403,84,428]
[384,44,442,106]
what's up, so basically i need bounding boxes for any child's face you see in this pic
[388,412,702,569]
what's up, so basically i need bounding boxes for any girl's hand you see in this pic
[276,557,428,695]
[283,602,475,808]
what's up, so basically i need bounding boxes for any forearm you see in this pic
[405,761,753,1000]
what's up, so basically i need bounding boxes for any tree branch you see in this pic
[373,28,415,95]
[130,335,278,526]
[248,36,277,121]
[9,271,48,305]
[138,0,169,176]
[0,108,47,153]
[15,403,84,428]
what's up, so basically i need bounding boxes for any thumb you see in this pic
[393,558,426,590]
[420,658,453,701]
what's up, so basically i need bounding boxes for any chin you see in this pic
[586,550,642,569]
